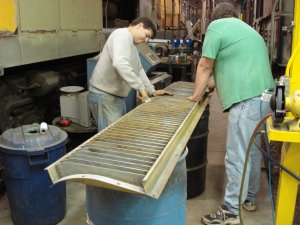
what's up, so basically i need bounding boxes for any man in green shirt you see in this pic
[188,3,275,225]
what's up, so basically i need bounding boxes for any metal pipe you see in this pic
[172,0,175,38]
[105,0,109,28]
[164,0,167,38]
[270,0,280,65]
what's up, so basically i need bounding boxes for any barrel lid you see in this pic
[60,86,84,94]
[0,123,68,154]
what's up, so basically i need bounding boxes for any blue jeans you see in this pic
[88,91,126,131]
[224,96,271,215]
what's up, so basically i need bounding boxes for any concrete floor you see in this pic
[0,92,273,225]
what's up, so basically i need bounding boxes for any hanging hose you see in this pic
[260,101,275,224]
[238,113,272,225]
[285,44,300,76]
[239,114,300,225]
[254,136,300,183]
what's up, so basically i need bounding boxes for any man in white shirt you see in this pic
[89,17,171,131]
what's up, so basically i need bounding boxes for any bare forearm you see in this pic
[188,57,214,102]
[193,63,212,97]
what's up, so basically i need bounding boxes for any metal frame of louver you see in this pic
[46,81,209,199]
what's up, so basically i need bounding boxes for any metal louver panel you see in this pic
[46,81,209,198]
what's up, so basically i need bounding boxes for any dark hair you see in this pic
[130,17,157,38]
[211,3,238,21]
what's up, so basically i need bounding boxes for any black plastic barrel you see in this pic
[0,123,68,225]
[186,106,209,199]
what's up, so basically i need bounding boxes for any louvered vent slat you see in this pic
[46,81,209,198]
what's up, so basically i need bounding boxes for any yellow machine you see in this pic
[266,1,300,224]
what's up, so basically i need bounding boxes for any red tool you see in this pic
[59,117,71,127]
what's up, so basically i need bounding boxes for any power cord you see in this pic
[253,135,300,182]
[238,113,272,225]
[260,100,275,224]
[239,114,300,225]
[262,130,275,224]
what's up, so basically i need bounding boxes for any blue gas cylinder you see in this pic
[183,39,193,48]
[170,38,181,48]
[0,123,68,225]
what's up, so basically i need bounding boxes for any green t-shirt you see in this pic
[202,18,275,111]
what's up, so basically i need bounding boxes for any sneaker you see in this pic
[201,205,240,225]
[242,200,257,212]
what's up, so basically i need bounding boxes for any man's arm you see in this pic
[138,62,173,100]
[187,56,215,102]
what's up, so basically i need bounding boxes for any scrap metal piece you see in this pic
[46,81,209,198]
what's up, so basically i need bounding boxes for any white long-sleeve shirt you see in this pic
[89,28,155,97]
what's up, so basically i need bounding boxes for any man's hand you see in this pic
[188,57,214,103]
[207,78,215,93]
[138,89,150,102]
[187,95,200,102]
[153,90,173,96]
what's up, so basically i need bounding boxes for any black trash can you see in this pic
[186,106,209,199]
[0,123,68,225]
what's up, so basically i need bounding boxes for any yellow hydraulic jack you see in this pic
[266,1,300,224]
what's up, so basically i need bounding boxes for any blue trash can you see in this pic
[86,148,188,225]
[0,123,68,225]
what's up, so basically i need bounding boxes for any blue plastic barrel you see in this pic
[0,123,68,225]
[86,149,188,225]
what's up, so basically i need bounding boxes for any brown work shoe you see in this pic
[242,200,257,212]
